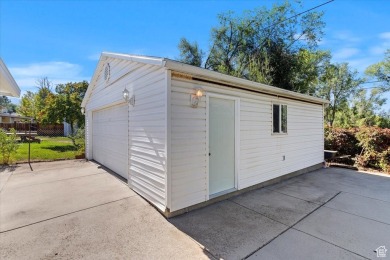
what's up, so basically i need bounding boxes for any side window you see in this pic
[273,104,280,133]
[272,104,287,134]
[281,105,287,133]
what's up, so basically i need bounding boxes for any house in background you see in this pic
[82,52,329,217]
[0,111,24,124]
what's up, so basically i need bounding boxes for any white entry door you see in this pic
[209,96,236,196]
[92,104,128,179]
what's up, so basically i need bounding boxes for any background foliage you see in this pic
[0,129,19,165]
[325,127,390,173]
[17,78,88,134]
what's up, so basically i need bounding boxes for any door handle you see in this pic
[209,153,211,156]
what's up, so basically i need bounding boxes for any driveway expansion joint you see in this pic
[242,191,342,259]
[0,195,135,234]
[227,199,289,228]
[263,186,327,206]
[2,172,104,190]
[290,228,370,260]
[322,205,390,226]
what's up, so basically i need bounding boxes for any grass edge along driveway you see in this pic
[15,136,77,162]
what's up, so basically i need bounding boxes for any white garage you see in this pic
[82,52,328,217]
[92,104,128,179]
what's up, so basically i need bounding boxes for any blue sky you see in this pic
[1,0,390,109]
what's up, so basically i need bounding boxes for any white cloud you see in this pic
[333,31,361,43]
[370,46,388,55]
[379,32,390,40]
[9,61,88,92]
[333,47,360,60]
[369,32,390,56]
[347,57,378,73]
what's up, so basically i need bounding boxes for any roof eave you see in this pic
[102,52,166,67]
[82,53,329,108]
[164,59,329,105]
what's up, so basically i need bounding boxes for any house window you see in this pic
[273,104,287,134]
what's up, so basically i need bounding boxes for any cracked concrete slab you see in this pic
[289,168,390,202]
[2,161,390,259]
[248,229,366,260]
[294,206,390,259]
[1,164,136,232]
[325,192,390,225]
[266,179,339,204]
[230,188,318,226]
[170,200,288,260]
[1,196,211,260]
[1,160,107,189]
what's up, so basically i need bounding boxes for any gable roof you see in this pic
[82,52,329,107]
[0,58,21,97]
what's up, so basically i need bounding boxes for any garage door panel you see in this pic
[92,104,128,179]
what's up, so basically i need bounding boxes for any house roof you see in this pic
[82,52,329,107]
[0,58,21,97]
[0,113,24,118]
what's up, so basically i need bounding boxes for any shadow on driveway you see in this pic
[170,168,390,259]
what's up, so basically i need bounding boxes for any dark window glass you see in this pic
[281,105,287,133]
[273,104,280,133]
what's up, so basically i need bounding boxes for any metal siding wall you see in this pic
[128,67,167,212]
[170,80,207,211]
[85,57,167,211]
[169,78,323,211]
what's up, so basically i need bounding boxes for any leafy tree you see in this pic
[0,96,11,107]
[17,77,55,122]
[365,49,390,89]
[350,88,387,126]
[46,81,88,133]
[375,110,390,128]
[17,91,38,120]
[178,38,204,67]
[178,1,327,93]
[315,62,364,126]
[0,96,17,113]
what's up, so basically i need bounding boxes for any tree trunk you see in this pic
[70,121,74,135]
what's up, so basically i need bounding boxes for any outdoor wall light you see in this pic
[190,87,204,108]
[123,88,135,107]
[123,88,130,102]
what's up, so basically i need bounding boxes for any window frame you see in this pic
[272,103,288,135]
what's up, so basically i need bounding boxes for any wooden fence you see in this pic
[0,123,64,136]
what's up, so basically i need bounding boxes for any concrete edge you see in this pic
[0,166,16,192]
[163,163,323,218]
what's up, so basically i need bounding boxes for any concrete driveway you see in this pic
[1,161,390,259]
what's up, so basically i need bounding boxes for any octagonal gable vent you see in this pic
[104,63,110,82]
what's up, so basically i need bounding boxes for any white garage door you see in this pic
[92,104,128,179]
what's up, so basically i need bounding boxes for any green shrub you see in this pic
[355,127,390,173]
[324,126,390,173]
[0,128,20,165]
[68,127,85,156]
[324,127,360,164]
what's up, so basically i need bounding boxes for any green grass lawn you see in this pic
[15,136,78,162]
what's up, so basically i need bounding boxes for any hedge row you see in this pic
[325,127,390,173]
